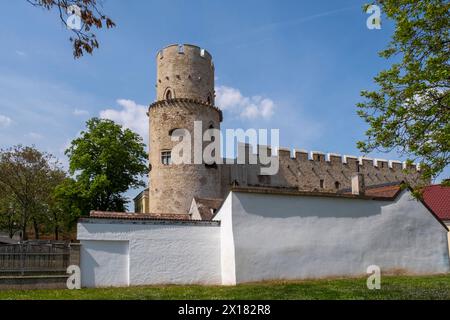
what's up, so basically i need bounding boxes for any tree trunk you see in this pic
[21,223,27,241]
[21,208,28,241]
[33,218,39,239]
[54,226,59,240]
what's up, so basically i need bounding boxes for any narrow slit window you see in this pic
[320,179,324,189]
[165,90,172,100]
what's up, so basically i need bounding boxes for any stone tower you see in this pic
[148,44,223,215]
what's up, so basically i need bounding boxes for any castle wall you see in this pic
[219,145,422,199]
[146,44,424,215]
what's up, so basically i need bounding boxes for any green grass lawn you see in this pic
[1,274,449,300]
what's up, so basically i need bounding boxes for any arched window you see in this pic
[335,181,341,189]
[207,95,211,104]
[165,90,172,100]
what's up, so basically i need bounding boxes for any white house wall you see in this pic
[77,220,221,287]
[225,190,449,284]
[445,221,450,257]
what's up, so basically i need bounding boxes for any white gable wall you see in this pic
[225,190,449,284]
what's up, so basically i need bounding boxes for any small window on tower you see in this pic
[161,151,172,165]
[320,179,324,189]
[335,181,341,189]
[178,45,184,54]
[165,90,172,100]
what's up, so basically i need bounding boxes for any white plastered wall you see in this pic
[217,190,449,284]
[78,220,221,287]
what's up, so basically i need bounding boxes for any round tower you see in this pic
[148,44,223,215]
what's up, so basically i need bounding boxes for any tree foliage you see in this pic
[0,146,67,239]
[64,118,148,213]
[357,0,449,186]
[26,0,115,58]
[0,191,20,239]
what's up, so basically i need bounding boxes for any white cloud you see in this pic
[26,132,43,140]
[215,85,275,120]
[99,99,148,141]
[73,108,90,116]
[15,50,26,57]
[0,115,12,128]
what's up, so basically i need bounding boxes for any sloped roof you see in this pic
[423,185,450,221]
[89,211,191,221]
[339,181,403,198]
[193,197,223,220]
[363,184,402,198]
[232,184,402,201]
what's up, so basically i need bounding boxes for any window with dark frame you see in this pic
[161,151,172,165]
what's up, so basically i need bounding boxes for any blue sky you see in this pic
[0,1,447,209]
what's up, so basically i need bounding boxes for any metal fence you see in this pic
[0,241,70,275]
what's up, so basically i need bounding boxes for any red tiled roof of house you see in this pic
[363,184,402,198]
[422,185,450,221]
[89,211,191,221]
[337,182,403,199]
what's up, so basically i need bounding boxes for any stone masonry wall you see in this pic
[219,144,422,197]
[148,99,222,214]
[156,44,215,104]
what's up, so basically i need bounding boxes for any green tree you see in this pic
[52,177,90,237]
[0,192,20,239]
[39,170,70,240]
[26,0,115,58]
[357,0,449,186]
[0,145,66,240]
[65,118,148,213]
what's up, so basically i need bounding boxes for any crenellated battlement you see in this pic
[156,43,215,104]
[233,143,420,171]
[222,143,423,194]
[157,44,213,64]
